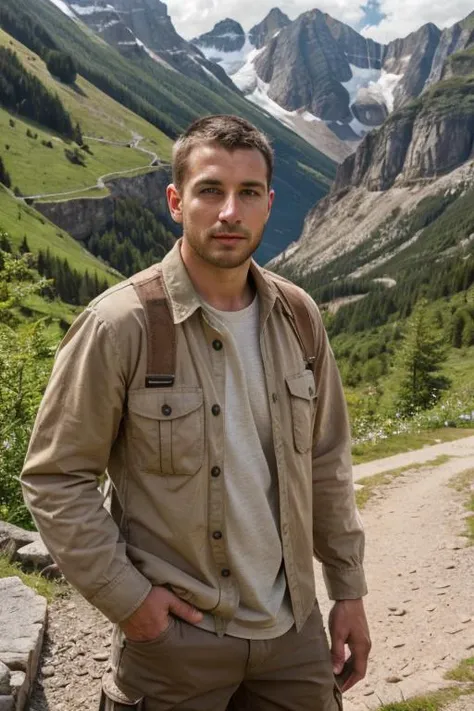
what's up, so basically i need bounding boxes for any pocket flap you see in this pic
[128,388,203,420]
[285,372,317,401]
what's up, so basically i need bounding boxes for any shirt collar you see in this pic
[160,239,283,325]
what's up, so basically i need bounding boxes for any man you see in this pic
[21,115,370,710]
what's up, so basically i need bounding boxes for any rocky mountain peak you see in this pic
[192,18,245,52]
[249,7,291,49]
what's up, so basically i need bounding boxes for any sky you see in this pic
[166,0,474,44]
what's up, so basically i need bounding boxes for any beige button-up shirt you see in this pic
[21,242,367,635]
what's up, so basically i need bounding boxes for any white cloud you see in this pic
[362,1,474,43]
[167,0,365,40]
[166,0,472,44]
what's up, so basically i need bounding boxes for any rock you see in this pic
[0,697,14,711]
[193,19,245,54]
[435,583,451,589]
[0,521,39,560]
[461,617,471,624]
[254,9,354,121]
[92,652,109,662]
[392,609,407,617]
[42,666,55,678]
[392,640,406,648]
[0,661,11,695]
[0,577,47,710]
[386,675,402,683]
[249,8,291,49]
[363,689,375,695]
[15,540,53,571]
[426,606,437,612]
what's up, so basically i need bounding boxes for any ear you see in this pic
[266,188,275,220]
[167,184,183,224]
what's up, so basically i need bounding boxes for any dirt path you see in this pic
[18,133,165,202]
[28,439,474,710]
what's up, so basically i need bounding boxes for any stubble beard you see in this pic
[183,225,265,270]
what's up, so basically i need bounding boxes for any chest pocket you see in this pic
[127,388,204,476]
[286,371,317,454]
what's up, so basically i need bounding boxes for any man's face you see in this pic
[167,143,274,269]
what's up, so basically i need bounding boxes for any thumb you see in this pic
[168,595,203,624]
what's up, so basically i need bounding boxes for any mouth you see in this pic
[212,234,246,244]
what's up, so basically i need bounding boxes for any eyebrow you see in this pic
[195,178,267,190]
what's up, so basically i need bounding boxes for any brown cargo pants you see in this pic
[106,603,343,711]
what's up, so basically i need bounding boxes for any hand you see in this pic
[120,586,203,642]
[329,599,371,692]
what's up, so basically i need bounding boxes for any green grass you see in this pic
[376,685,473,710]
[0,555,68,602]
[449,468,474,543]
[355,455,451,509]
[0,29,172,159]
[0,108,154,196]
[0,186,118,282]
[352,429,474,465]
[445,657,474,683]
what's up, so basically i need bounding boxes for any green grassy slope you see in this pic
[0,29,172,158]
[2,0,337,262]
[0,186,117,282]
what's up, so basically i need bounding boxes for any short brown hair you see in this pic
[172,114,274,190]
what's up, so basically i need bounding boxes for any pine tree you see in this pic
[395,301,450,416]
[19,235,30,254]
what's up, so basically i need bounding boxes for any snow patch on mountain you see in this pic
[197,36,255,76]
[70,4,114,15]
[48,0,76,18]
[343,64,404,115]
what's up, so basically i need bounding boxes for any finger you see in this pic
[341,670,364,693]
[168,596,203,624]
[330,637,346,675]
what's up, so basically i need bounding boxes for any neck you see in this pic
[180,239,255,311]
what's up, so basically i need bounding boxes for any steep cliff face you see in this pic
[384,24,441,107]
[426,13,474,86]
[36,169,173,242]
[324,14,384,69]
[333,64,474,193]
[254,10,353,121]
[249,8,290,49]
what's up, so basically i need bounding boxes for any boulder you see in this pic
[0,661,11,695]
[0,522,39,561]
[0,577,47,711]
[15,540,53,571]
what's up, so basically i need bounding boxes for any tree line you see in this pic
[0,47,75,138]
[2,235,109,306]
[87,198,176,277]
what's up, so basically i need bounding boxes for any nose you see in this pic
[218,193,241,224]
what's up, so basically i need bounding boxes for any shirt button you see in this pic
[211,404,221,416]
[211,466,221,478]
[212,339,223,351]
[161,404,172,416]
[272,393,278,403]
[212,531,223,540]
[309,387,314,396]
[221,568,231,577]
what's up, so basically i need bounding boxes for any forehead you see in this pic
[184,143,268,184]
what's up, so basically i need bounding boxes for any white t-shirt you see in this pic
[200,295,294,639]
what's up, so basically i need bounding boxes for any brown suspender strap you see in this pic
[274,280,316,371]
[131,268,176,388]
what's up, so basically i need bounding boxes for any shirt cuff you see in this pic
[88,563,152,623]
[323,564,368,600]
